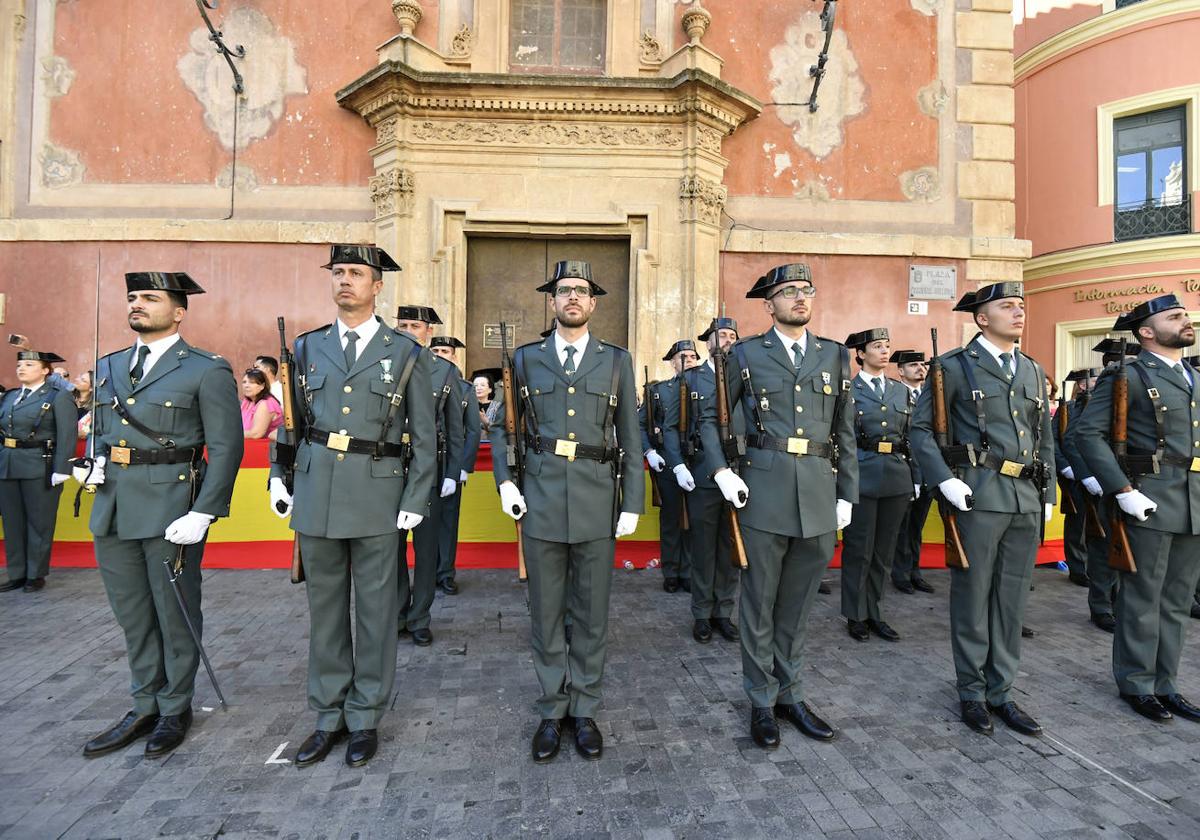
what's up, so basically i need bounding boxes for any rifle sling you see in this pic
[374,343,422,459]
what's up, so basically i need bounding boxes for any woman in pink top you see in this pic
[240,368,282,439]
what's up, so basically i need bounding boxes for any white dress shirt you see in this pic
[1149,351,1194,386]
[975,334,1017,375]
[857,369,887,395]
[553,330,590,369]
[773,327,808,366]
[337,316,381,363]
[131,333,182,379]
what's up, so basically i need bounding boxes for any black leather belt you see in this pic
[746,433,833,459]
[308,429,406,459]
[1127,451,1200,474]
[2,437,50,450]
[526,435,613,463]
[860,438,909,456]
[109,446,201,466]
[947,446,1041,480]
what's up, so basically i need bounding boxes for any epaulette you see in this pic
[517,338,543,352]
[188,347,224,362]
[598,339,630,356]
[942,346,967,359]
[297,323,333,340]
[99,345,134,362]
[811,333,843,348]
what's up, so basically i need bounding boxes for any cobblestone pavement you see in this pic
[1,563,1199,839]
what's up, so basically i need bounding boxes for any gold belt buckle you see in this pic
[554,439,578,461]
[325,432,350,452]
[786,437,809,456]
[1191,457,1200,473]
[110,446,132,465]
[878,441,893,454]
[999,459,1024,477]
[401,433,411,444]
[3,437,15,449]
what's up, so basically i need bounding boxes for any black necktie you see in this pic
[873,377,884,398]
[130,345,151,386]
[791,342,803,368]
[1173,363,1192,388]
[344,330,359,370]
[15,388,28,404]
[999,352,1013,379]
[563,345,577,376]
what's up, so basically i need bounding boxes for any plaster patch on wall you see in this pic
[793,179,831,201]
[39,142,85,187]
[899,166,941,202]
[178,8,307,151]
[768,11,866,160]
[910,0,940,16]
[41,56,75,98]
[216,163,259,190]
[773,152,792,178]
[917,80,948,117]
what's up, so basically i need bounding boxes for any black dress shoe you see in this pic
[1122,694,1173,723]
[1068,571,1091,588]
[988,701,1043,737]
[295,727,348,767]
[1157,694,1200,723]
[817,581,832,595]
[775,702,836,742]
[145,708,193,758]
[22,577,45,592]
[0,578,26,592]
[663,577,679,593]
[1091,613,1116,633]
[345,729,378,767]
[712,617,740,642]
[531,719,562,763]
[960,701,994,735]
[1021,626,1037,638]
[912,577,935,594]
[867,619,900,642]
[412,628,433,646]
[847,619,869,642]
[438,578,459,595]
[692,619,712,644]
[83,711,159,758]
[572,717,603,760]
[750,707,780,749]
[679,578,692,593]
[892,579,915,594]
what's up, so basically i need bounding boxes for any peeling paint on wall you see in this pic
[38,142,85,187]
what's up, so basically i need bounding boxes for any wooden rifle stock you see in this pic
[713,346,748,570]
[929,328,969,569]
[499,322,527,581]
[1055,385,1080,517]
[643,367,663,508]
[275,317,305,585]
[1107,356,1136,573]
[678,376,690,531]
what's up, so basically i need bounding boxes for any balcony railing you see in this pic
[1115,0,1148,9]
[1114,194,1191,241]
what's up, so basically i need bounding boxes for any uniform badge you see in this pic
[760,395,770,412]
[822,371,832,395]
[380,359,394,384]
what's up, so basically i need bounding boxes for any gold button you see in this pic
[1193,420,1198,427]
[164,401,172,407]
[1022,450,1028,456]
[1012,410,1018,416]
[797,428,804,435]
[344,385,352,393]
[567,409,575,416]
[568,386,576,394]
[178,474,186,481]
[1192,401,1197,408]
[881,421,888,427]
[1010,391,1015,397]
[880,406,887,412]
[119,440,126,447]
[795,385,801,392]
[121,419,129,425]
[337,453,345,461]
[339,429,347,435]
[534,389,541,395]
[1019,430,1025,437]
[342,406,351,415]
[800,407,806,413]
[126,397,135,405]
[568,432,576,440]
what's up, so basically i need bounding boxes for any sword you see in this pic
[164,547,228,709]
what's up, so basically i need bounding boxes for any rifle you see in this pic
[1107,351,1137,572]
[70,251,102,515]
[929,328,970,569]
[712,344,748,570]
[677,375,690,532]
[643,366,662,508]
[499,322,527,582]
[1056,380,1079,517]
[271,317,305,584]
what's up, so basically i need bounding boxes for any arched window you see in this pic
[509,0,606,74]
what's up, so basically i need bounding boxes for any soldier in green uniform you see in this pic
[268,246,436,767]
[639,340,698,594]
[699,263,858,749]
[394,307,464,645]
[662,319,741,644]
[890,350,935,595]
[1055,369,1093,592]
[840,328,916,643]
[1075,294,1200,725]
[492,260,643,764]
[910,282,1056,738]
[0,351,76,592]
[430,335,481,595]
[81,272,243,759]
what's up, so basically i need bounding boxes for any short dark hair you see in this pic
[167,290,188,310]
[255,355,279,376]
[242,368,270,403]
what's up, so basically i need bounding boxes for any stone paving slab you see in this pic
[1,564,1199,839]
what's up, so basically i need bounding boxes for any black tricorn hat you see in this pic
[746,263,813,299]
[1091,338,1140,357]
[1113,293,1186,331]
[535,260,607,296]
[16,351,65,363]
[698,317,739,342]
[662,339,697,361]
[125,272,205,308]
[321,244,401,272]
[396,305,443,325]
[953,282,1024,312]
[470,367,502,384]
[889,349,926,364]
[845,327,890,349]
[430,335,465,350]
[1065,368,1097,382]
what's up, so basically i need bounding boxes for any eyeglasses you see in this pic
[769,285,817,300]
[554,285,593,298]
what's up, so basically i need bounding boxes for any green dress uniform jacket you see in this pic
[89,337,243,717]
[1075,351,1200,696]
[0,381,78,581]
[1054,399,1088,579]
[1061,394,1118,618]
[910,336,1056,706]
[437,376,481,584]
[639,375,690,583]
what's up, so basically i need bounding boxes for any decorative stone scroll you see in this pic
[679,175,727,225]
[410,120,686,148]
[369,165,415,219]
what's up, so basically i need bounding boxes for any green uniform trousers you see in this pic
[949,509,1038,705]
[1113,529,1200,696]
[300,532,400,731]
[739,524,834,708]
[1082,497,1118,618]
[892,492,934,586]
[436,486,463,584]
[525,534,615,720]
[840,493,909,623]
[655,474,691,583]
[1061,481,1088,578]
[0,478,62,580]
[684,485,738,620]
[400,491,442,631]
[95,535,204,717]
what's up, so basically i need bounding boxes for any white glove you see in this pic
[73,455,106,486]
[714,469,749,508]
[164,511,214,546]
[1044,503,1054,523]
[1060,466,1075,481]
[614,511,639,537]
[51,472,70,487]
[938,477,974,512]
[836,499,853,531]
[397,510,424,530]
[440,477,457,498]
[913,483,922,500]
[1082,476,1103,496]
[459,470,468,484]
[269,476,293,519]
[645,449,665,472]
[673,464,695,491]
[499,481,527,520]
[1116,489,1157,522]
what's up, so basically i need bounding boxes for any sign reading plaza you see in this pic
[908,265,957,300]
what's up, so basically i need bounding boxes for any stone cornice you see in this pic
[1023,233,1200,282]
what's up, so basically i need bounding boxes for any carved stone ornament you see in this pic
[392,0,422,37]
[38,142,85,188]
[681,2,711,45]
[376,117,399,145]
[639,31,664,64]
[449,24,474,58]
[41,55,76,98]
[679,175,727,225]
[369,166,415,219]
[410,120,685,148]
[917,80,949,117]
[900,166,941,203]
